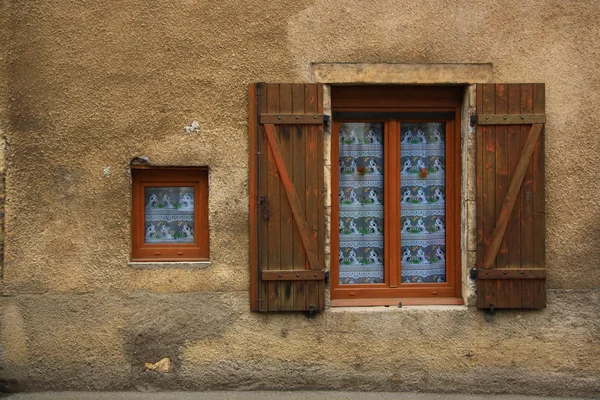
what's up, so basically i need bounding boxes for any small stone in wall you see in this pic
[144,357,172,373]
[103,166,111,178]
[184,120,200,134]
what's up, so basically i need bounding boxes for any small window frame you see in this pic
[131,166,209,262]
[330,86,463,306]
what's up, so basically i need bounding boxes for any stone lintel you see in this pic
[312,63,493,84]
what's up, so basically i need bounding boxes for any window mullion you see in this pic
[388,119,400,288]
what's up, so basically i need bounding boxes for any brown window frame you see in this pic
[330,86,463,306]
[131,166,209,262]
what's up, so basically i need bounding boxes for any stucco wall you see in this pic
[1,0,599,395]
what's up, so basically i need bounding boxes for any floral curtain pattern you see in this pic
[145,187,195,243]
[400,123,446,283]
[338,123,384,284]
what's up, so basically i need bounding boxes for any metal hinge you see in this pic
[470,113,477,127]
[259,196,270,220]
[469,267,477,280]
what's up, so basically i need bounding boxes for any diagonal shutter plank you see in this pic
[482,123,543,269]
[264,123,322,271]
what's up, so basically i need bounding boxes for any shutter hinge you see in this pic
[469,267,477,280]
[324,270,330,282]
[323,115,330,127]
[470,113,477,127]
[259,196,270,220]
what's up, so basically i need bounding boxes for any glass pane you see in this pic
[338,122,384,284]
[400,122,446,283]
[145,187,195,244]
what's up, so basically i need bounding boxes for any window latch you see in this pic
[259,196,270,220]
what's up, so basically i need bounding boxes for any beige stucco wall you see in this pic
[1,0,599,395]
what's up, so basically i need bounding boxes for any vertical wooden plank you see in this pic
[522,278,534,309]
[278,83,294,311]
[266,83,281,311]
[506,84,522,308]
[494,84,508,269]
[249,83,259,311]
[292,83,307,311]
[259,84,270,311]
[305,84,320,309]
[533,278,546,308]
[520,84,535,308]
[494,84,510,308]
[482,84,496,307]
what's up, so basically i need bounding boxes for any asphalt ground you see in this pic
[1,392,591,400]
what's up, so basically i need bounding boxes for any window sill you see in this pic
[128,261,211,269]
[329,297,464,307]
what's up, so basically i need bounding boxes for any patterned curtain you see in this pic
[400,123,446,283]
[338,123,384,284]
[145,187,195,243]
[337,121,447,285]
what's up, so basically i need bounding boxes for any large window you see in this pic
[330,86,462,305]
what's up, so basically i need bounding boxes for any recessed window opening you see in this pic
[330,85,463,305]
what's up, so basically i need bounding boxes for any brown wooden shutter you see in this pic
[249,83,326,312]
[476,83,546,309]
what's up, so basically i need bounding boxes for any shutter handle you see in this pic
[259,196,270,220]
[525,192,532,205]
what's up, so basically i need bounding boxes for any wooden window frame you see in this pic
[131,166,209,262]
[330,86,462,306]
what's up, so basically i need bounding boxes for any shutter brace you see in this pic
[260,114,324,124]
[477,113,545,125]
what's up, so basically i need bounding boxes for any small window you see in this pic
[331,86,462,305]
[131,167,209,261]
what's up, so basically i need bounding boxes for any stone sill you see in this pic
[128,261,211,269]
[328,304,469,313]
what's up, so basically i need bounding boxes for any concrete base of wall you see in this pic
[1,289,599,397]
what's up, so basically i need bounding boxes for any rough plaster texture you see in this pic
[1,0,599,395]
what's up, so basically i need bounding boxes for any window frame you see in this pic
[330,86,462,306]
[131,166,209,262]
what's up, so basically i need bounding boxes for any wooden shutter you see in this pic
[476,83,546,309]
[249,83,326,312]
